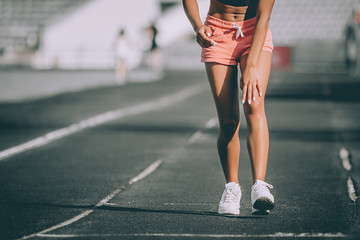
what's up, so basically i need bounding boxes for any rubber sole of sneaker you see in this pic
[218,206,240,215]
[252,208,270,215]
[219,212,241,217]
[253,197,274,211]
[218,209,240,216]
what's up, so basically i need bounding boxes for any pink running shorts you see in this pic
[201,14,274,66]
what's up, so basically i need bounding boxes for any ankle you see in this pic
[226,180,240,186]
[253,178,265,184]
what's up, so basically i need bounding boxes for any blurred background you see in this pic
[2,2,360,238]
[0,0,360,101]
[0,0,359,74]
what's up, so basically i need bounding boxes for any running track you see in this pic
[0,70,360,239]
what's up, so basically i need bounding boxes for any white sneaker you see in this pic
[251,180,274,214]
[218,182,241,215]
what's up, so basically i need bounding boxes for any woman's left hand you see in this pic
[240,66,262,104]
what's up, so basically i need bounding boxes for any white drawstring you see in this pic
[232,23,244,39]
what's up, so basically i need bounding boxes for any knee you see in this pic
[219,117,240,139]
[244,101,265,119]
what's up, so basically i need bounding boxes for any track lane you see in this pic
[1,70,359,239]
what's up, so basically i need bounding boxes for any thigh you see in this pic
[205,62,240,121]
[239,51,272,107]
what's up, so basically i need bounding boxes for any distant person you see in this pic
[183,0,275,215]
[146,23,163,73]
[113,29,132,85]
[345,9,360,73]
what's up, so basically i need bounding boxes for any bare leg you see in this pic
[115,60,127,85]
[151,49,163,72]
[239,51,272,183]
[205,62,240,184]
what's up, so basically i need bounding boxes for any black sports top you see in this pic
[216,0,258,7]
[216,0,258,19]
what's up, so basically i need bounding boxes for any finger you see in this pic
[200,27,212,40]
[256,80,263,97]
[198,35,211,47]
[247,85,252,105]
[200,33,212,43]
[199,30,213,44]
[198,38,210,48]
[205,28,212,38]
[252,84,257,102]
[198,31,217,47]
[240,77,244,90]
[241,84,247,104]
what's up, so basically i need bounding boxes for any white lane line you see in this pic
[96,187,126,208]
[188,116,217,144]
[347,176,358,202]
[0,84,205,162]
[339,147,352,171]
[19,210,94,240]
[339,148,358,203]
[18,115,214,239]
[18,159,164,240]
[35,232,349,238]
[129,159,163,185]
[188,130,203,144]
[205,117,218,129]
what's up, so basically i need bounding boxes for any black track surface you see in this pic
[0,70,360,239]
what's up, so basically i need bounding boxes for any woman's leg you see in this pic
[115,60,127,85]
[205,62,240,184]
[239,51,272,183]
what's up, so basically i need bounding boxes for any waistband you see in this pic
[205,14,257,29]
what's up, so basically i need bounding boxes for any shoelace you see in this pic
[224,187,239,203]
[253,181,273,192]
[232,23,244,39]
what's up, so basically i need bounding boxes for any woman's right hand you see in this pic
[196,25,214,48]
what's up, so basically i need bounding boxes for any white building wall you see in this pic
[156,0,209,48]
[36,0,360,70]
[38,0,160,69]
[163,0,360,70]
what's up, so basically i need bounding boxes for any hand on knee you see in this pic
[244,101,265,117]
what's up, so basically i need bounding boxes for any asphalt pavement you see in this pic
[0,69,360,239]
